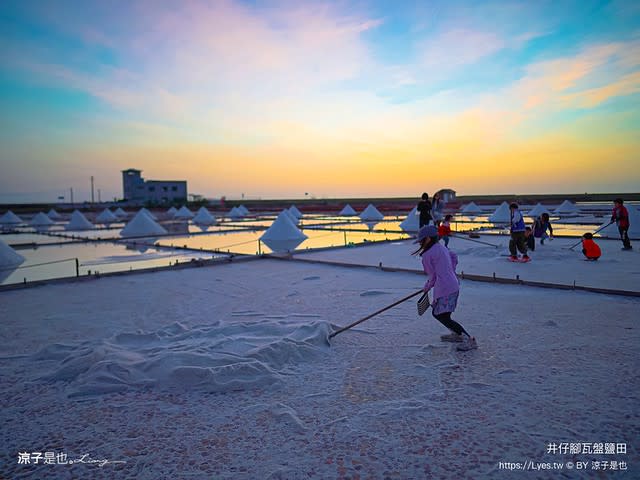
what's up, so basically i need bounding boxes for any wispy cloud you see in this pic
[419,28,505,71]
[4,0,383,116]
[562,71,640,108]
[497,39,640,112]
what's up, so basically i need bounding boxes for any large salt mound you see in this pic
[30,212,54,227]
[527,202,551,218]
[261,210,308,252]
[339,204,357,216]
[289,205,303,219]
[488,201,511,223]
[140,208,158,220]
[554,200,580,214]
[0,210,23,225]
[192,207,216,225]
[228,206,244,218]
[285,208,300,225]
[32,320,331,397]
[174,206,194,219]
[121,210,168,237]
[47,208,62,220]
[65,210,94,230]
[359,204,384,221]
[0,239,25,283]
[399,207,419,233]
[96,208,118,224]
[461,201,482,214]
[1,239,25,267]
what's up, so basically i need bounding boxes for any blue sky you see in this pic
[1,0,639,202]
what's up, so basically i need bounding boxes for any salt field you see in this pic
[1,245,638,478]
[3,203,636,287]
[2,203,640,480]
[3,1,639,476]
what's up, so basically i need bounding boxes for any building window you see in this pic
[163,187,168,191]
[149,186,155,192]
[172,186,178,192]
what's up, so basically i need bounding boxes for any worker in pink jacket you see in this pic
[413,225,477,351]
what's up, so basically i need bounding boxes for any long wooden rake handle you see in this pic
[450,233,499,248]
[567,221,613,250]
[329,289,424,339]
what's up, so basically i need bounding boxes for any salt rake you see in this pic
[565,222,613,250]
[450,233,499,248]
[329,289,424,339]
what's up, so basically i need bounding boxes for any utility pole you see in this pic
[91,176,95,203]
[98,189,101,203]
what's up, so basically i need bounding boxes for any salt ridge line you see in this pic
[270,255,640,298]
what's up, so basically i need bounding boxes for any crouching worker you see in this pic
[413,225,477,351]
[581,233,601,261]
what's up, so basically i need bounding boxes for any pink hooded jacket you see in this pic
[421,243,459,300]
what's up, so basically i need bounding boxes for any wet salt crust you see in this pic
[1,258,638,479]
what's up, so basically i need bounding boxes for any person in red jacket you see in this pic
[611,198,632,250]
[438,214,453,247]
[581,233,601,261]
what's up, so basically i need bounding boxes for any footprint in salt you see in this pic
[303,276,320,281]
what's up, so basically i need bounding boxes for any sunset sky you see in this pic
[1,0,639,203]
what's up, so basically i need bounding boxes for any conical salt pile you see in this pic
[462,202,482,214]
[30,212,54,227]
[339,204,357,216]
[166,207,178,217]
[238,205,250,216]
[96,208,118,224]
[0,239,25,283]
[289,205,303,219]
[174,206,194,219]
[554,200,580,214]
[140,208,158,220]
[399,207,420,233]
[193,207,216,226]
[114,208,128,218]
[0,238,25,267]
[121,210,168,237]
[488,202,511,223]
[359,204,384,221]
[0,210,23,225]
[228,207,244,219]
[47,209,62,220]
[527,203,551,218]
[260,210,308,253]
[286,209,300,225]
[65,210,94,230]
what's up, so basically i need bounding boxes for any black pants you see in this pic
[509,231,528,256]
[433,311,469,336]
[526,235,535,251]
[619,226,632,249]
